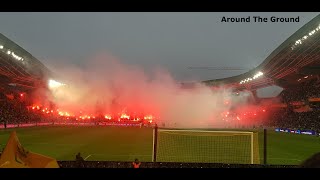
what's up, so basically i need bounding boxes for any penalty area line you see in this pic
[84,154,92,160]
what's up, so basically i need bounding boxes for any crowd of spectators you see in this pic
[266,109,320,132]
[281,78,320,103]
[0,99,152,128]
[1,77,320,132]
[265,78,320,132]
[304,79,320,99]
[0,100,44,125]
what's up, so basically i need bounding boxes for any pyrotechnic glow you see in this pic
[120,114,130,119]
[35,56,266,128]
[104,115,112,120]
[144,115,153,120]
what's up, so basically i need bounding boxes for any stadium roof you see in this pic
[0,33,55,93]
[202,14,320,91]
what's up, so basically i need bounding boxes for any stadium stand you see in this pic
[0,14,320,167]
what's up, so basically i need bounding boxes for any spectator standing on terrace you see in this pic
[76,152,84,168]
[76,152,84,161]
[132,158,141,168]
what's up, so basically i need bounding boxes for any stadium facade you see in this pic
[0,33,57,97]
[202,14,320,93]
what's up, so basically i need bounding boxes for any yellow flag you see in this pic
[0,131,59,168]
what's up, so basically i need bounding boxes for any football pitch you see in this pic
[0,126,319,165]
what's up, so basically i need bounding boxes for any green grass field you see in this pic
[0,126,319,165]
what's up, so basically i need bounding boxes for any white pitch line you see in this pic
[19,143,86,146]
[267,157,302,162]
[91,154,150,157]
[84,154,92,160]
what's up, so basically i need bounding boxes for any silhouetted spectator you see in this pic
[299,152,320,168]
[132,158,141,168]
[76,152,84,161]
[75,152,84,168]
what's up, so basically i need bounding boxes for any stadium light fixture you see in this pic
[7,50,11,55]
[48,79,66,89]
[291,24,320,50]
[12,52,23,61]
[0,45,3,49]
[239,71,264,84]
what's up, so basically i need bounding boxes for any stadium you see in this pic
[0,14,320,168]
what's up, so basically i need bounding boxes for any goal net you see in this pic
[154,129,260,164]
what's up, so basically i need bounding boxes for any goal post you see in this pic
[153,129,260,164]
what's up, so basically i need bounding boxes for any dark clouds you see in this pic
[0,12,318,81]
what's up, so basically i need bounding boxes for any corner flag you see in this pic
[0,131,59,168]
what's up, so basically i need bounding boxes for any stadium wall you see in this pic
[57,161,297,168]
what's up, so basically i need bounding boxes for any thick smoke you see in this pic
[43,53,254,128]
